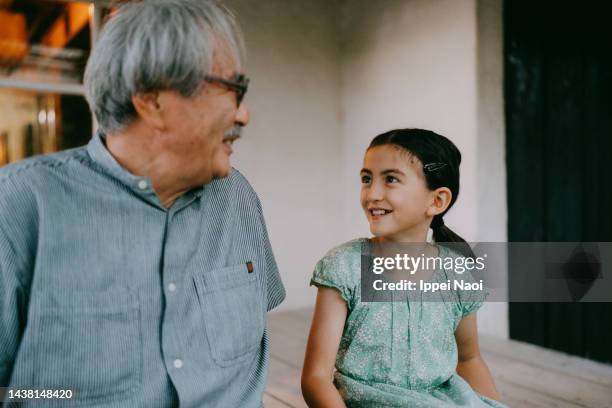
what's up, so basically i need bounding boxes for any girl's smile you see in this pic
[367,207,393,219]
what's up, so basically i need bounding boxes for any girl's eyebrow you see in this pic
[360,168,406,176]
[381,169,405,176]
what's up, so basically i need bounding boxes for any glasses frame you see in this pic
[204,74,249,107]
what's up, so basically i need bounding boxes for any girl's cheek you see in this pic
[359,189,367,205]
[359,193,367,211]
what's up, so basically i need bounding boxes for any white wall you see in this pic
[226,0,344,310]
[338,0,507,337]
[226,0,508,337]
[339,0,479,241]
[476,0,508,337]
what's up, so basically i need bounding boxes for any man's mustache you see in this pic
[224,126,242,141]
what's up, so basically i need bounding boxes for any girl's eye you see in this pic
[361,175,371,184]
[386,175,398,183]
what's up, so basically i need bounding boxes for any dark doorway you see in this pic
[505,1,612,363]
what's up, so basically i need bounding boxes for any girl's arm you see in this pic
[454,313,501,401]
[301,287,348,408]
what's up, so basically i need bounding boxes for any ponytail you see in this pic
[431,216,475,259]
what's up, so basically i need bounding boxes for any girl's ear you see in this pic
[427,187,452,217]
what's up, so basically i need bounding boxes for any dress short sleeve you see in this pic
[439,246,488,318]
[310,240,362,308]
[456,270,488,316]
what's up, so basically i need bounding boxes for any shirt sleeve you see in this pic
[0,176,35,387]
[255,196,285,312]
[0,223,27,386]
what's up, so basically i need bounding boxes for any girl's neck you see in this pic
[374,222,429,244]
[371,221,440,258]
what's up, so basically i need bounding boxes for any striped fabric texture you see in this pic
[0,132,286,407]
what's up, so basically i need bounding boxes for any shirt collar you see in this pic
[86,130,204,208]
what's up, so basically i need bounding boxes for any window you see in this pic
[0,0,113,166]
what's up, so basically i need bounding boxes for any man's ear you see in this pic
[426,187,452,217]
[131,92,165,130]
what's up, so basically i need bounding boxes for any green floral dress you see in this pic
[310,239,508,408]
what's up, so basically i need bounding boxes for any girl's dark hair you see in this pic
[368,128,475,259]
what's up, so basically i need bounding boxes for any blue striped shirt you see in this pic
[0,132,285,407]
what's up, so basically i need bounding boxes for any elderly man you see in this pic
[0,1,284,407]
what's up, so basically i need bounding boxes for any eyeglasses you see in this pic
[204,73,250,107]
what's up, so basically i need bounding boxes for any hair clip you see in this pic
[423,162,447,173]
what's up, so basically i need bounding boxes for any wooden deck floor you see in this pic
[264,308,612,408]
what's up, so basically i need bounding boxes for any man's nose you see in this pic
[235,102,250,126]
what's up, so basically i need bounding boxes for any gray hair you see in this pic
[84,0,245,133]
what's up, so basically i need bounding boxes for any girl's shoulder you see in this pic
[310,238,367,304]
[320,237,367,261]
[436,243,463,260]
[315,237,367,276]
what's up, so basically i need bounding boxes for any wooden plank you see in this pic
[278,310,612,386]
[268,310,312,336]
[266,311,309,406]
[267,313,309,369]
[495,379,586,408]
[266,356,307,408]
[480,334,612,387]
[268,341,305,369]
[263,392,293,408]
[268,308,612,407]
[288,308,314,321]
[267,315,309,341]
[264,358,590,408]
[483,352,612,408]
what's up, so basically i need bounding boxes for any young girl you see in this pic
[301,129,506,407]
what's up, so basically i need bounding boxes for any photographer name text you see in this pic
[373,279,484,293]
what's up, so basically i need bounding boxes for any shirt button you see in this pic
[168,283,176,292]
[173,359,183,369]
[137,180,148,190]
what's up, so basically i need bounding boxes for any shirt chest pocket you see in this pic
[193,262,265,367]
[27,288,142,404]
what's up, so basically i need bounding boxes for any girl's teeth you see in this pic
[372,209,387,216]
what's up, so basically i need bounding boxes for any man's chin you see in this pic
[212,165,232,180]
